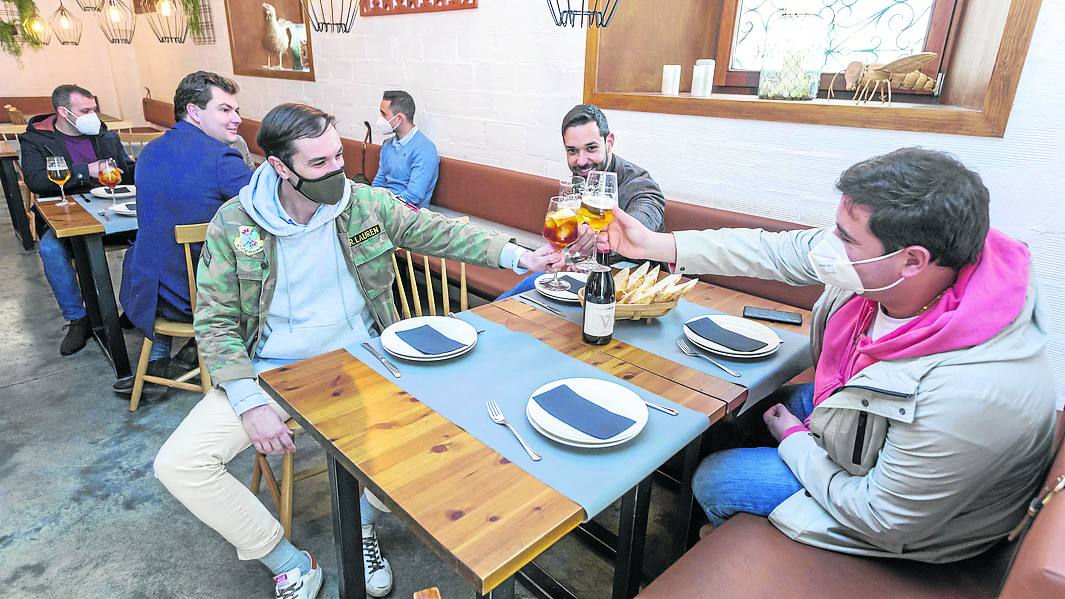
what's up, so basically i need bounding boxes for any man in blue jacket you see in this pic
[114,71,253,394]
[370,90,439,208]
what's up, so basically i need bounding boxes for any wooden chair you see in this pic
[391,216,471,319]
[6,106,27,125]
[249,420,328,539]
[414,589,442,599]
[128,223,213,412]
[118,130,164,160]
[16,179,38,243]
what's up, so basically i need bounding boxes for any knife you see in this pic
[517,295,565,317]
[361,342,401,378]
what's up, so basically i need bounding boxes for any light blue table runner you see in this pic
[75,193,138,235]
[345,312,709,519]
[517,291,812,414]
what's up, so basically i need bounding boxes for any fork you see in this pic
[486,399,541,461]
[97,210,112,222]
[676,338,742,378]
[447,311,485,334]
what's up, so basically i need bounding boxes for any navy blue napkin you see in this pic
[560,275,586,294]
[395,325,466,355]
[533,384,636,440]
[685,317,768,352]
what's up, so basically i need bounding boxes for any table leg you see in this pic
[673,437,702,561]
[0,156,33,251]
[516,562,578,599]
[328,455,366,599]
[477,576,515,599]
[612,475,653,599]
[71,234,131,378]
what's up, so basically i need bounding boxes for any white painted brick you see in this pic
[433,63,476,91]
[445,116,486,144]
[474,63,516,93]
[484,122,526,151]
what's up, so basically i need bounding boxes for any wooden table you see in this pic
[0,140,34,250]
[34,197,132,378]
[259,285,810,599]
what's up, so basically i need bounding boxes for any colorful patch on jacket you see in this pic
[234,225,264,256]
[349,225,381,246]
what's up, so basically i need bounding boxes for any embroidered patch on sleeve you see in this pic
[350,225,382,246]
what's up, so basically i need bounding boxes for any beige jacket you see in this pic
[674,227,1057,563]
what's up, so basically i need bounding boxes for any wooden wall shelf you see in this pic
[584,0,1042,138]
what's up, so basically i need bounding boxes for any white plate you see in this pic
[534,272,589,303]
[683,314,781,357]
[527,377,648,445]
[526,408,640,449]
[380,316,478,361]
[90,185,136,199]
[109,202,137,217]
[684,328,780,359]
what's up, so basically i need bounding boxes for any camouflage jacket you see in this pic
[194,182,512,386]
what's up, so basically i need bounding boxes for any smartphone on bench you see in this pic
[743,306,803,326]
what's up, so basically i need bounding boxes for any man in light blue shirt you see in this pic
[371,90,439,208]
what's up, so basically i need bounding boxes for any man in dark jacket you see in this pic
[114,71,252,394]
[20,84,133,355]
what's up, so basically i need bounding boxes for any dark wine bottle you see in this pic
[582,251,616,345]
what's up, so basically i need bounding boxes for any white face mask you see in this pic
[62,108,102,136]
[374,114,399,136]
[807,230,905,294]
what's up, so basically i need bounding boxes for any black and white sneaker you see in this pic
[362,523,393,597]
[273,551,323,599]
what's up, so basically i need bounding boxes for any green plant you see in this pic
[1,0,45,58]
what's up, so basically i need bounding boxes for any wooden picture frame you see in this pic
[224,0,315,81]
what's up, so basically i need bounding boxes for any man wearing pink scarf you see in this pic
[599,148,1057,563]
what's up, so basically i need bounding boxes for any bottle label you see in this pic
[584,302,616,336]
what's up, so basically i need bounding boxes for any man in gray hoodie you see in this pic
[154,103,563,599]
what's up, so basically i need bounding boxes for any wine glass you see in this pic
[541,196,581,291]
[559,175,584,200]
[574,171,618,273]
[98,158,122,206]
[46,156,71,207]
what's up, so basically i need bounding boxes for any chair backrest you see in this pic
[391,217,470,320]
[175,223,209,311]
[119,130,165,159]
[7,107,27,125]
[413,588,441,599]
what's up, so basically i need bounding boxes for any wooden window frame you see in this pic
[583,0,1042,138]
[713,0,962,95]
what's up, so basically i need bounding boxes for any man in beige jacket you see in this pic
[599,148,1057,562]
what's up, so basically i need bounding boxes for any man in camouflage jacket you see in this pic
[153,103,561,599]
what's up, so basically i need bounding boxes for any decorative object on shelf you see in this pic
[146,0,187,42]
[97,0,135,43]
[50,0,82,45]
[660,64,680,96]
[22,8,50,44]
[75,0,103,12]
[828,52,938,105]
[756,12,828,101]
[360,0,476,17]
[546,0,619,28]
[691,59,714,97]
[305,0,358,33]
[224,0,315,81]
[189,0,215,43]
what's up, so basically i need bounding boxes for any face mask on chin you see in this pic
[281,160,347,206]
[61,108,102,136]
[807,230,905,294]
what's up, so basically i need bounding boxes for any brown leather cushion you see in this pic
[638,513,1007,599]
[1,96,52,123]
[341,137,380,182]
[433,156,556,233]
[998,411,1065,599]
[665,200,823,310]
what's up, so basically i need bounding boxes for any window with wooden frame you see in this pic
[583,0,1043,137]
[713,0,963,99]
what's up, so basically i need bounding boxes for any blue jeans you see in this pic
[496,274,537,300]
[149,335,173,361]
[693,383,815,527]
[39,230,87,321]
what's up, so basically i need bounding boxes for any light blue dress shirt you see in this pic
[371,127,440,208]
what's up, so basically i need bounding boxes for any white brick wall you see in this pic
[122,0,1064,403]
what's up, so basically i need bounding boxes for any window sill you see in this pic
[584,91,998,137]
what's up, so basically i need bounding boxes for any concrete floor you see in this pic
[0,208,683,599]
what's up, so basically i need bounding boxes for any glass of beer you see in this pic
[98,158,122,205]
[559,175,584,201]
[541,196,580,291]
[46,156,72,207]
[576,171,617,272]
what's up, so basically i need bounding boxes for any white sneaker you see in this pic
[362,523,393,597]
[273,551,323,599]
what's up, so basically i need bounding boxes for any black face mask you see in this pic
[282,160,347,205]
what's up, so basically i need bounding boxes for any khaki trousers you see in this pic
[154,387,288,560]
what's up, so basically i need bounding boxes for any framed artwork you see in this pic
[224,0,315,81]
[360,0,477,16]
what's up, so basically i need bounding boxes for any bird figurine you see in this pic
[261,3,307,70]
[828,52,938,105]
